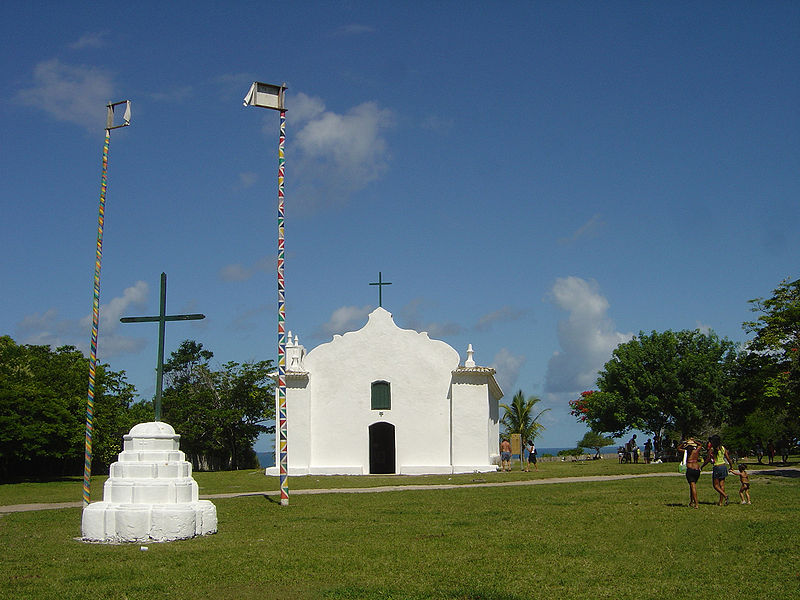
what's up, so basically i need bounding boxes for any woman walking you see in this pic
[703,434,735,506]
[677,438,704,508]
[526,439,538,472]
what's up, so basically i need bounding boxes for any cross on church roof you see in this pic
[369,271,392,307]
[120,272,205,421]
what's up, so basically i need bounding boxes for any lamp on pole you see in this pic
[82,100,131,507]
[243,82,290,506]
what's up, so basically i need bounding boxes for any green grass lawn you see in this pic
[1,461,798,599]
[0,455,793,505]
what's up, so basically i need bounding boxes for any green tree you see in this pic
[162,340,274,470]
[0,336,142,479]
[91,369,151,470]
[734,277,800,445]
[500,390,549,443]
[557,447,584,458]
[577,431,615,459]
[575,330,738,438]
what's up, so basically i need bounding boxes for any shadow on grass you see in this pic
[664,501,729,507]
[324,586,528,600]
[753,468,800,478]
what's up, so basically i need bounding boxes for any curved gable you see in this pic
[305,307,460,375]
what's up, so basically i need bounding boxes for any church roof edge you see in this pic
[451,366,504,400]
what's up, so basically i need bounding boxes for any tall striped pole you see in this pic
[277,109,289,506]
[82,128,110,507]
[82,101,130,507]
[242,82,288,505]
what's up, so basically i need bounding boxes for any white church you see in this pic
[266,307,503,476]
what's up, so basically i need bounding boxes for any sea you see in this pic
[256,446,620,469]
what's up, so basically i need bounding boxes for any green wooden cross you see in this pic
[120,272,205,421]
[369,271,392,307]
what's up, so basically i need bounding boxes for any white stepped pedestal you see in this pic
[82,422,217,543]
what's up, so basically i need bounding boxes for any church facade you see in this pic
[266,308,503,476]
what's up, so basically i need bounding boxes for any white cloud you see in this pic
[474,306,527,331]
[558,214,604,245]
[694,321,712,334]
[290,93,326,123]
[283,92,395,211]
[490,348,526,397]
[214,72,260,102]
[316,305,372,338]
[544,276,633,394]
[421,114,455,134]
[69,32,108,49]
[424,321,463,338]
[17,308,77,348]
[97,281,149,330]
[17,281,149,359]
[230,304,271,332]
[238,171,258,188]
[219,256,273,282]
[94,332,149,357]
[397,298,464,339]
[149,86,193,103]
[15,59,116,133]
[332,24,377,36]
[220,263,251,282]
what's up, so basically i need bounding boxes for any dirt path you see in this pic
[3,468,796,513]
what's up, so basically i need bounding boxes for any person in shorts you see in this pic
[500,438,512,472]
[755,440,764,464]
[678,438,704,509]
[731,463,751,504]
[703,434,735,506]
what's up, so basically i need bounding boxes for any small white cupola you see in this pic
[286,331,306,372]
[465,343,476,367]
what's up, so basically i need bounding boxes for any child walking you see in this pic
[732,463,751,504]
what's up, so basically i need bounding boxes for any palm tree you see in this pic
[500,390,550,443]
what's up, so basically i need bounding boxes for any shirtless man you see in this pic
[677,438,704,508]
[500,438,512,472]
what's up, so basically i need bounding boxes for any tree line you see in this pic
[569,277,799,454]
[0,336,274,480]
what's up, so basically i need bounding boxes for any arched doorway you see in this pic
[369,422,395,474]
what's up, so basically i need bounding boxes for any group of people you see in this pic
[617,434,654,464]
[754,438,791,465]
[499,438,538,472]
[678,435,751,509]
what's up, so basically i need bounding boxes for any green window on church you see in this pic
[371,381,391,410]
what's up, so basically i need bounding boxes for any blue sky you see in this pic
[2,2,798,451]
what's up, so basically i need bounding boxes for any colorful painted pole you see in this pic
[82,128,110,507]
[82,101,130,507]
[243,82,288,505]
[277,109,289,506]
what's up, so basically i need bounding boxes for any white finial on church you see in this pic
[287,332,305,371]
[465,344,476,367]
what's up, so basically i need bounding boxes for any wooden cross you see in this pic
[120,272,205,421]
[369,271,392,308]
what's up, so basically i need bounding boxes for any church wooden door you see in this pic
[369,422,395,474]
